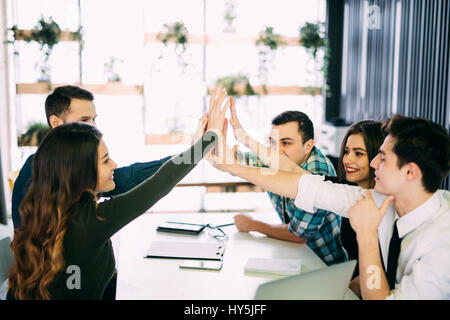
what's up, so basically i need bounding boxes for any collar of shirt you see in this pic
[396,191,441,239]
[301,146,316,170]
[301,146,330,172]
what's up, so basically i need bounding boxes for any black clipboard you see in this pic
[157,221,206,235]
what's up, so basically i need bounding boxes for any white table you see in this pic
[115,212,359,300]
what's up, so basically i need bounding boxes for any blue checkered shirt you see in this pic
[238,146,348,265]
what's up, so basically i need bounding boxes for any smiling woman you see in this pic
[337,120,386,189]
[342,134,371,188]
[8,122,219,300]
[7,88,228,300]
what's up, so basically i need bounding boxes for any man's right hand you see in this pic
[206,87,230,134]
[234,213,255,232]
[229,96,250,147]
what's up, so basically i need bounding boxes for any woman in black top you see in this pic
[8,89,229,300]
[328,121,386,286]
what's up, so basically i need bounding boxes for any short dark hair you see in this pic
[271,111,314,143]
[44,86,94,126]
[338,120,386,188]
[383,114,450,192]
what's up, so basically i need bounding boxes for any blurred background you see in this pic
[1,0,449,228]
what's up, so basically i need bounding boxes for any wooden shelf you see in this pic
[145,133,193,145]
[176,181,265,193]
[145,32,300,46]
[16,83,319,97]
[16,82,144,95]
[208,84,322,96]
[13,29,81,42]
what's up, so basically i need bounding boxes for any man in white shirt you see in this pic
[209,115,450,300]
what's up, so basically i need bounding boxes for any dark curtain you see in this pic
[332,0,450,189]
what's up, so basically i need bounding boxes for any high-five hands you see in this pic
[206,87,230,134]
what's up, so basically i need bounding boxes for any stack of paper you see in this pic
[244,258,302,276]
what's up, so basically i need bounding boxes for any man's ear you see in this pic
[304,139,314,155]
[48,115,64,128]
[405,162,422,182]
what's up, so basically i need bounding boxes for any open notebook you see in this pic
[145,241,225,261]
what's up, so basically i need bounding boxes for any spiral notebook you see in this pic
[145,241,225,261]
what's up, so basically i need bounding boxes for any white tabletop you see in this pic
[115,211,359,300]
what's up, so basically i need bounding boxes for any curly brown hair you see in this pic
[9,123,102,299]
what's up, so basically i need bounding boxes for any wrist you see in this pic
[205,128,221,138]
[223,162,240,174]
[356,231,379,246]
[240,134,251,148]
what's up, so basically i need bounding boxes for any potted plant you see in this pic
[215,74,256,97]
[10,17,61,82]
[18,122,50,146]
[104,56,123,82]
[255,26,286,94]
[8,16,82,83]
[298,21,330,96]
[157,21,189,71]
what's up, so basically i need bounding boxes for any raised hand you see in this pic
[229,96,249,146]
[206,87,230,134]
[192,114,208,143]
[206,115,238,172]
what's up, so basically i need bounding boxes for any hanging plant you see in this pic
[11,16,61,82]
[215,74,256,97]
[255,26,286,94]
[298,21,330,97]
[298,22,326,59]
[157,21,189,71]
[7,17,83,85]
[223,0,237,33]
[8,16,82,84]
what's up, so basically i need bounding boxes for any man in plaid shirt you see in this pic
[230,103,347,265]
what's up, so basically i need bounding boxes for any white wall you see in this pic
[0,0,12,217]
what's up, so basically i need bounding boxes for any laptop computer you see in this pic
[254,260,357,300]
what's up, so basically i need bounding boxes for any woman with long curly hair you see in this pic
[333,121,386,286]
[7,89,228,300]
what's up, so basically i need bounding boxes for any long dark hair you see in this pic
[9,122,102,299]
[337,120,386,188]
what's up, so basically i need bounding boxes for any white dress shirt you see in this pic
[294,174,450,299]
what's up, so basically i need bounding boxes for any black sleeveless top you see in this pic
[324,176,359,279]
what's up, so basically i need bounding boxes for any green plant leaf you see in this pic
[216,74,256,97]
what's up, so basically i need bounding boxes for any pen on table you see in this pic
[217,223,234,228]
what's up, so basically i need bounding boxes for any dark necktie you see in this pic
[386,220,402,290]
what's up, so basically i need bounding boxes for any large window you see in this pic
[6,0,326,211]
